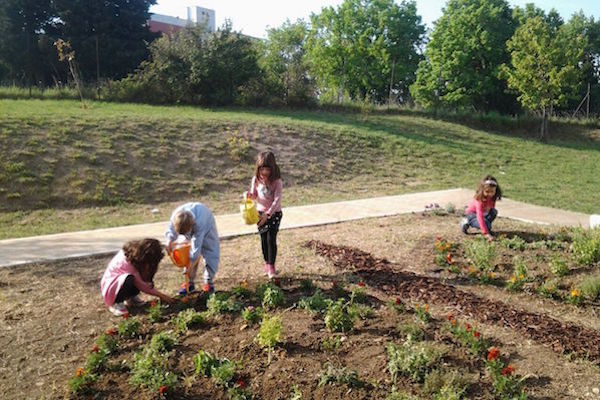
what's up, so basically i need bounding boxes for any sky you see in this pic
[150,1,600,39]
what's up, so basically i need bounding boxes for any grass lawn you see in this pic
[1,99,599,239]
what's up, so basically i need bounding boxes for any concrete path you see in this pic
[0,188,591,268]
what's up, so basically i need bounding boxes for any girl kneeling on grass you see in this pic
[101,238,175,316]
[460,175,502,241]
[245,151,283,280]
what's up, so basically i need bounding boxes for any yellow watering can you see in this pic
[240,195,259,225]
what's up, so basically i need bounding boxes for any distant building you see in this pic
[149,6,216,36]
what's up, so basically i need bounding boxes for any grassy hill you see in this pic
[1,99,599,239]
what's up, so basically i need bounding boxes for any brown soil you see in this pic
[1,213,600,400]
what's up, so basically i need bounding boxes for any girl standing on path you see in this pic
[101,238,175,316]
[460,175,502,241]
[245,151,283,279]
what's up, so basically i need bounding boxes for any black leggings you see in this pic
[259,211,282,265]
[114,275,140,304]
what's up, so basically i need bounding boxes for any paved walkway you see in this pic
[0,188,592,268]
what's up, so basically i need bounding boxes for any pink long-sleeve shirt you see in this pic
[101,250,161,306]
[465,197,496,235]
[248,176,282,216]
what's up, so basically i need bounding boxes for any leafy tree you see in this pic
[411,0,516,112]
[260,19,316,106]
[53,0,158,81]
[306,0,424,103]
[0,0,58,86]
[501,15,586,141]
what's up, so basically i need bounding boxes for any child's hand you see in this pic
[257,214,268,227]
[160,294,176,304]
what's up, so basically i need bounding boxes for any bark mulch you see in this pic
[305,240,600,364]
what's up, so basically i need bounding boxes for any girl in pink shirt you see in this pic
[245,151,283,280]
[101,238,175,316]
[460,175,502,241]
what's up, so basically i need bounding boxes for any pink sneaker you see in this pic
[266,264,277,279]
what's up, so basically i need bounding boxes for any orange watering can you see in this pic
[168,241,192,294]
[240,194,259,225]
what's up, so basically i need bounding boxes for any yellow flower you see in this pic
[571,289,581,298]
[518,274,525,280]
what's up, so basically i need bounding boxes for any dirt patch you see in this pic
[1,213,600,399]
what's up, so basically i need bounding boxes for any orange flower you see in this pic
[106,328,117,336]
[465,323,472,332]
[501,365,515,376]
[75,367,85,377]
[159,385,168,395]
[446,313,454,321]
[451,318,457,327]
[424,304,429,312]
[487,347,500,361]
[571,289,581,298]
[91,344,99,353]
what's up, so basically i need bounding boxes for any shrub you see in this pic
[149,331,178,354]
[68,368,97,395]
[572,227,600,266]
[130,347,178,392]
[386,338,441,383]
[324,299,356,333]
[537,279,560,299]
[318,364,364,388]
[465,237,496,273]
[321,335,342,352]
[211,359,237,387]
[173,308,206,332]
[194,349,220,377]
[118,316,141,338]
[549,256,569,277]
[298,289,330,314]
[579,275,600,300]
[261,284,285,310]
[256,315,283,349]
[241,306,263,324]
[206,293,241,315]
[148,300,164,323]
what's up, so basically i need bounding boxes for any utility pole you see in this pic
[586,82,590,119]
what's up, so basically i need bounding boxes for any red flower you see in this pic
[106,328,117,336]
[150,300,157,307]
[465,323,472,332]
[235,379,246,389]
[91,344,99,353]
[446,313,454,321]
[332,280,337,287]
[122,313,130,319]
[358,282,365,287]
[395,297,401,305]
[501,365,515,376]
[487,347,500,361]
[159,385,168,395]
[181,297,189,304]
[474,331,480,338]
[451,318,457,327]
[446,253,454,264]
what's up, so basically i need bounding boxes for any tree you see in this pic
[260,19,316,106]
[53,0,158,81]
[306,0,424,103]
[501,16,586,141]
[0,0,57,86]
[411,0,516,112]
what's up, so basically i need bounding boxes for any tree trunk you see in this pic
[539,106,548,142]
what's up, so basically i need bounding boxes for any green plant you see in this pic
[549,256,569,277]
[465,237,497,273]
[386,338,441,383]
[569,288,583,306]
[349,303,374,319]
[318,364,364,388]
[261,284,285,310]
[424,370,469,400]
[499,235,527,251]
[290,384,303,400]
[68,368,97,395]
[149,331,178,354]
[256,315,283,350]
[300,279,315,293]
[388,297,405,314]
[485,348,527,399]
[572,227,600,266]
[226,131,250,160]
[118,316,141,338]
[350,286,368,304]
[130,347,178,392]
[386,388,420,400]
[299,289,330,314]
[211,359,237,387]
[579,275,600,300]
[206,293,241,315]
[321,335,342,352]
[447,318,489,356]
[173,308,206,332]
[507,257,528,291]
[537,279,560,299]
[241,306,263,324]
[414,303,431,324]
[324,299,357,333]
[148,300,164,323]
[194,349,220,377]
[231,282,253,299]
[228,386,252,400]
[397,322,425,342]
